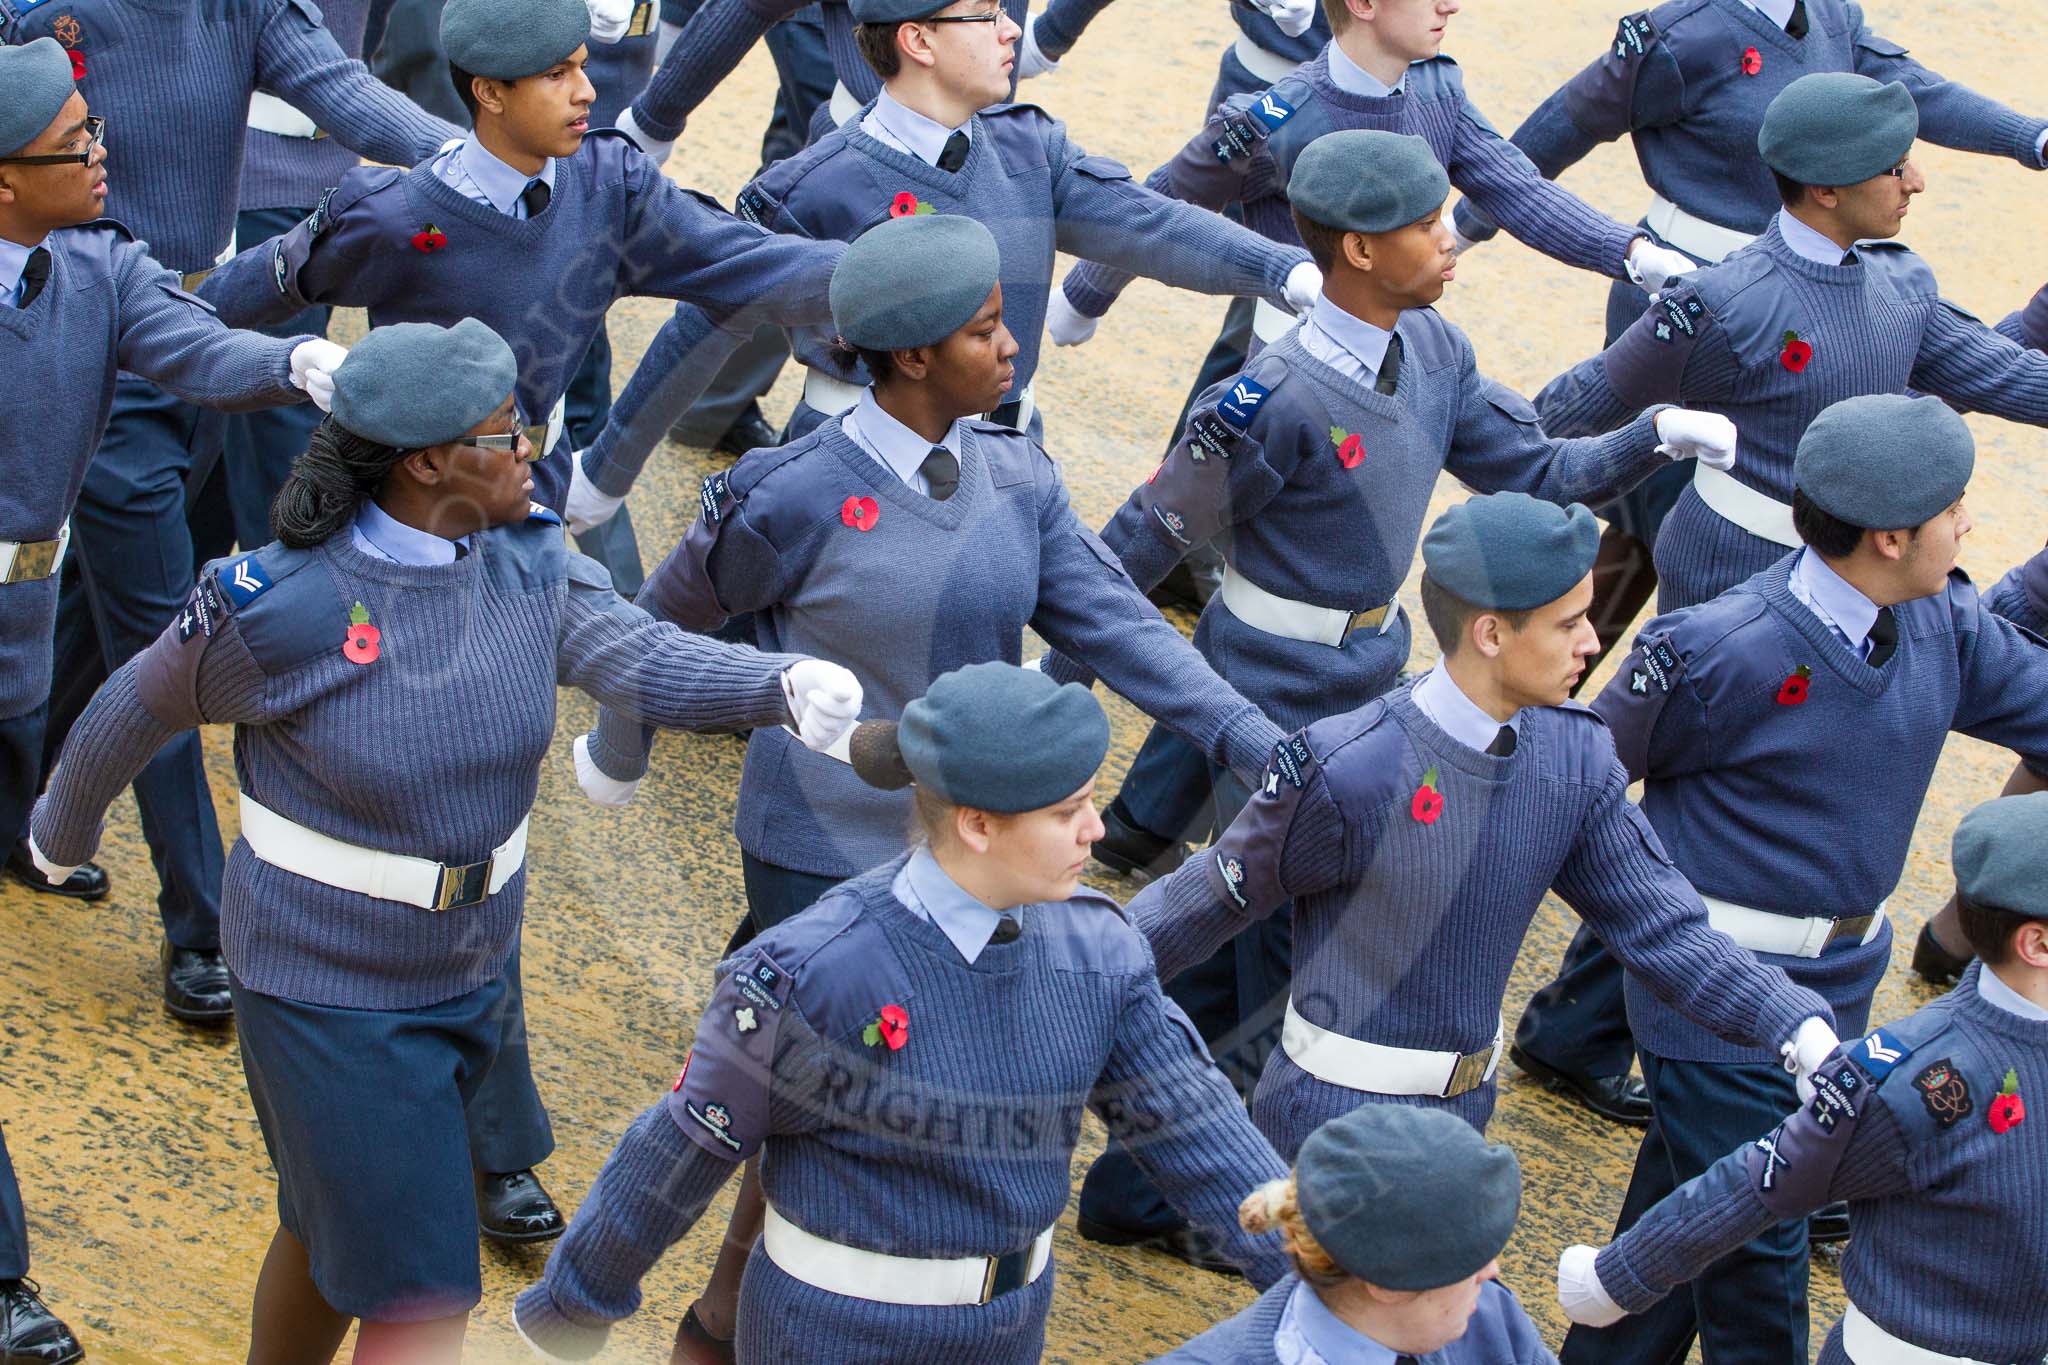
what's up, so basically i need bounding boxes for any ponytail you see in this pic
[1240,1174,1347,1286]
[826,334,898,388]
[271,417,411,549]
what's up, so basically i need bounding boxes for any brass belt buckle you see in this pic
[626,0,655,35]
[432,855,495,911]
[1826,913,1875,947]
[4,539,60,584]
[1345,603,1389,636]
[1443,1046,1493,1098]
[180,268,214,292]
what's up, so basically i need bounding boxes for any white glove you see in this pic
[1626,239,1697,297]
[1045,285,1099,347]
[1783,1015,1842,1106]
[1450,219,1482,257]
[565,451,626,535]
[1016,15,1060,79]
[27,833,82,887]
[1022,655,1044,672]
[1653,408,1737,472]
[783,660,863,754]
[573,733,642,808]
[615,106,675,169]
[1281,261,1322,314]
[288,338,347,412]
[1248,0,1316,37]
[586,0,634,43]
[1558,1245,1627,1327]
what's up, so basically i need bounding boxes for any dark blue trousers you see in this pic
[365,0,466,125]
[223,207,331,553]
[43,376,225,950]
[563,323,647,599]
[735,850,843,952]
[1560,1051,1811,1365]
[0,708,39,1281]
[0,1122,26,1280]
[462,941,554,1175]
[1079,766,1292,1236]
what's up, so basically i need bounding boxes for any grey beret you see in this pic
[899,662,1109,813]
[1297,1105,1521,1291]
[1422,492,1599,610]
[332,319,519,451]
[0,39,76,159]
[1288,130,1450,234]
[1759,73,1918,186]
[1953,794,2048,918]
[831,213,1001,352]
[1793,393,1973,531]
[442,0,589,79]
[848,0,948,21]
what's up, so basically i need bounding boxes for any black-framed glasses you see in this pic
[455,417,542,462]
[0,116,104,167]
[920,8,1004,23]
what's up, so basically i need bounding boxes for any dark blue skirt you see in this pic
[230,973,506,1321]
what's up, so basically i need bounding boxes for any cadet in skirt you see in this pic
[518,661,1291,1363]
[26,320,861,1363]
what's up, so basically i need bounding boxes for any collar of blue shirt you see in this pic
[1979,962,2048,1022]
[844,388,964,494]
[445,136,557,217]
[1283,1279,1402,1365]
[350,498,470,565]
[1776,209,1859,266]
[1739,0,1797,28]
[0,234,39,309]
[1410,665,1520,754]
[1323,41,1406,98]
[892,845,1010,964]
[1789,548,1881,657]
[862,89,970,168]
[1303,294,1396,382]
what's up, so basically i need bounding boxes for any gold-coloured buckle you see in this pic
[1443,1046,1494,1098]
[1826,913,1875,947]
[626,0,655,35]
[432,856,495,911]
[1346,603,1391,635]
[977,1256,999,1306]
[4,539,61,584]
[180,268,214,292]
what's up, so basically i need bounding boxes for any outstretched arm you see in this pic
[112,243,307,413]
[255,0,463,166]
[626,0,807,142]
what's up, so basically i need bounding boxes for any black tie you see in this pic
[453,540,469,560]
[1865,606,1897,667]
[1841,249,1859,267]
[1786,0,1808,37]
[938,130,969,173]
[519,178,552,218]
[1485,725,1517,757]
[990,913,1021,944]
[15,246,49,309]
[1397,1358,1421,1365]
[919,445,960,501]
[1375,332,1402,396]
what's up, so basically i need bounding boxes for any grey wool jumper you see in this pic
[237,0,374,212]
[1,0,460,272]
[1599,965,2048,1364]
[514,860,1290,1362]
[1125,686,1831,1144]
[589,420,1283,875]
[0,223,308,720]
[31,511,800,1009]
[1536,222,2048,611]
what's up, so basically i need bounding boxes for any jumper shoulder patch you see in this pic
[1614,11,1654,59]
[219,556,272,607]
[526,501,562,526]
[1247,89,1295,132]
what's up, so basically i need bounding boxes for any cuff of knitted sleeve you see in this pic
[1217,709,1286,787]
[1757,988,1834,1063]
[512,1284,612,1362]
[1247,243,1310,305]
[2000,112,2048,167]
[628,97,686,146]
[1453,197,1500,244]
[1060,269,1120,321]
[587,711,655,782]
[1041,650,1096,689]
[1593,1241,1662,1317]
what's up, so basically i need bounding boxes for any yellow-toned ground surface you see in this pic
[5,0,2047,1359]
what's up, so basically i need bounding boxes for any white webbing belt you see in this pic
[829,80,862,127]
[1232,32,1301,84]
[1282,999,1502,1099]
[1251,297,1296,344]
[1644,194,1756,265]
[762,1203,1054,1307]
[1842,1303,2002,1365]
[1220,566,1393,647]
[237,792,528,911]
[1702,895,1888,960]
[0,523,69,585]
[247,90,323,140]
[1693,462,1799,548]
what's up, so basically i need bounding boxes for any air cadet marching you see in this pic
[1560,792,2048,1365]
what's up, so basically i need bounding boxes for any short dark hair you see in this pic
[856,22,903,79]
[1290,209,1351,273]
[1956,890,2033,966]
[1772,169,1812,209]
[1419,572,1533,657]
[1319,0,1355,35]
[449,63,503,123]
[1791,486,1868,560]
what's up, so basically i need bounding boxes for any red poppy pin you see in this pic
[840,495,880,531]
[889,192,935,219]
[64,49,85,80]
[1410,764,1444,825]
[1740,46,1762,76]
[863,1003,909,1051]
[1780,329,1813,373]
[342,601,381,665]
[1990,1068,2026,1134]
[1775,664,1812,705]
[1329,426,1366,470]
[411,223,448,253]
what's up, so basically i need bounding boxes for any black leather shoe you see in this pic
[1508,1044,1652,1128]
[1091,797,1188,882]
[709,409,779,459]
[1808,1200,1852,1246]
[669,1306,735,1365]
[1076,1214,1237,1276]
[161,941,232,1023]
[0,1278,84,1364]
[1911,920,1972,987]
[5,843,108,901]
[477,1169,564,1243]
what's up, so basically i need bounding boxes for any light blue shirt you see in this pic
[890,846,1011,963]
[1299,294,1396,389]
[1979,964,2048,1022]
[1776,209,1859,266]
[1788,548,1881,658]
[1739,0,1797,26]
[349,499,471,564]
[1275,1280,1401,1364]
[861,90,970,167]
[842,389,963,496]
[429,136,558,217]
[1324,42,1405,98]
[1411,666,1520,754]
[0,236,37,309]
